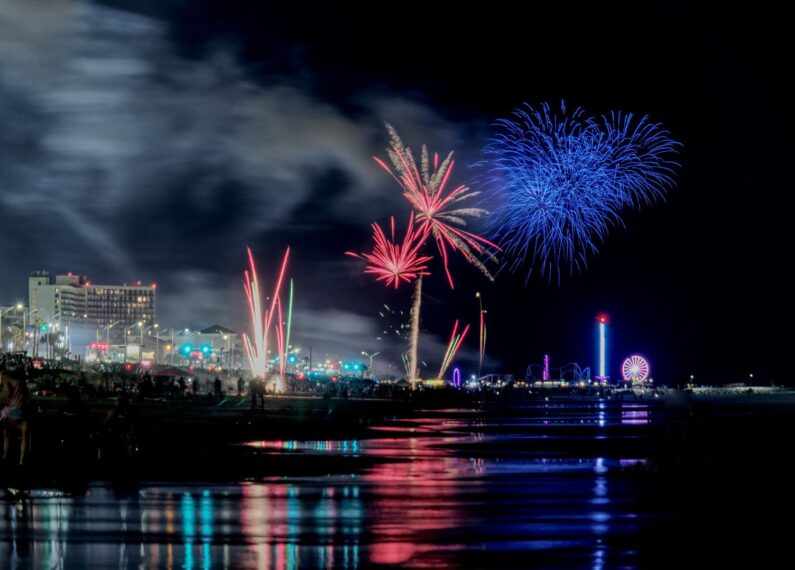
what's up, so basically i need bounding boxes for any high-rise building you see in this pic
[28,271,156,339]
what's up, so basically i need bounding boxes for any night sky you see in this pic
[1,1,791,384]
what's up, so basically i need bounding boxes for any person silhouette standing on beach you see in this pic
[1,366,31,467]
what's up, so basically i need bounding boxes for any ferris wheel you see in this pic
[621,355,650,383]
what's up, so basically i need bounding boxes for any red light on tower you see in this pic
[596,312,610,382]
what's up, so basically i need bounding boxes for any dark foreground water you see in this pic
[2,398,792,568]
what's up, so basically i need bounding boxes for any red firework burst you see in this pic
[374,124,500,287]
[346,213,432,289]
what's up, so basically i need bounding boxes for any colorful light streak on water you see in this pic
[1,402,720,569]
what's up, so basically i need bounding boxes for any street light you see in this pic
[41,322,60,360]
[65,313,88,356]
[23,308,38,354]
[150,324,161,361]
[223,334,232,370]
[137,322,159,360]
[0,304,24,352]
[361,351,380,378]
[105,320,122,361]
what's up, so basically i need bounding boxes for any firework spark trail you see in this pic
[440,319,461,378]
[476,291,486,377]
[376,304,409,341]
[265,247,291,332]
[346,214,432,289]
[408,275,422,382]
[479,309,486,377]
[438,320,470,379]
[376,124,500,288]
[401,353,410,377]
[349,126,498,383]
[483,101,680,282]
[242,248,266,377]
[242,247,291,380]
[275,296,285,378]
[285,278,294,367]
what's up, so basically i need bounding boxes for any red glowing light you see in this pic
[346,213,432,289]
[369,542,416,566]
[151,283,157,289]
[597,313,610,324]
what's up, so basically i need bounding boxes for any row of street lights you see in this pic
[0,304,46,354]
[2,308,232,366]
[6,307,421,376]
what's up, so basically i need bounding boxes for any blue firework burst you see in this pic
[483,101,680,281]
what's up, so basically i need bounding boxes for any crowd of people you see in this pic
[0,352,414,472]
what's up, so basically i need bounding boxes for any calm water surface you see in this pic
[1,402,678,568]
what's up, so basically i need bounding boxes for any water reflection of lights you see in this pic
[591,457,610,570]
[244,440,361,454]
[1,471,645,569]
[621,404,650,425]
[180,489,213,570]
[1,405,661,569]
[239,482,363,569]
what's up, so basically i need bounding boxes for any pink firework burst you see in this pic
[374,124,500,287]
[346,213,432,289]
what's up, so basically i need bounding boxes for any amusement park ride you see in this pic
[621,355,651,384]
[523,314,653,387]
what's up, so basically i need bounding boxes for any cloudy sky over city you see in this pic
[1,1,790,380]
[0,1,486,373]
